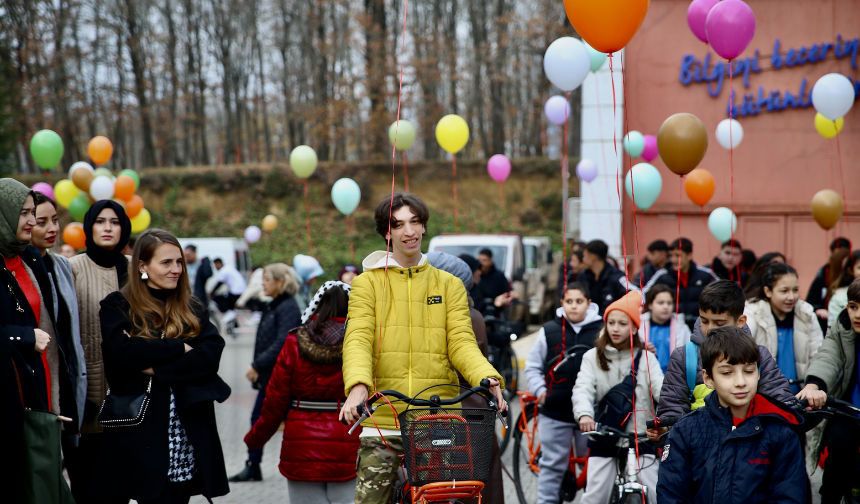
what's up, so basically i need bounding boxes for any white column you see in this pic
[579,50,625,259]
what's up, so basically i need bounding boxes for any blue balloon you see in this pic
[624,163,662,211]
[708,207,738,243]
[331,178,361,215]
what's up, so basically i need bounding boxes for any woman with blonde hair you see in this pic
[93,228,230,503]
[230,262,302,482]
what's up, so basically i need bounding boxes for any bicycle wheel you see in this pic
[496,410,513,454]
[512,403,539,504]
[500,346,518,401]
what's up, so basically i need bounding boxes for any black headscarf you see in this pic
[83,200,132,287]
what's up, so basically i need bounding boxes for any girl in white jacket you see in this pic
[573,291,664,504]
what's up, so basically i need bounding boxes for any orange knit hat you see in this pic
[603,290,643,329]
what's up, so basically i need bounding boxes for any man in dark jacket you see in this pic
[477,248,510,303]
[194,256,213,304]
[806,237,851,333]
[579,239,636,315]
[643,238,716,329]
[657,327,806,504]
[711,239,748,285]
[635,239,669,287]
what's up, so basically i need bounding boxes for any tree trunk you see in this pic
[364,0,386,159]
[123,0,156,168]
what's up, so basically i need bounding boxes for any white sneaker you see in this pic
[223,310,237,324]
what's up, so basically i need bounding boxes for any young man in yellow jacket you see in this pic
[339,192,506,504]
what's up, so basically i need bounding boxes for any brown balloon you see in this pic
[657,113,709,176]
[72,168,93,191]
[811,189,844,230]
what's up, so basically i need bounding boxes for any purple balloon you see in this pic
[576,159,598,183]
[641,135,659,162]
[705,0,756,60]
[487,154,512,183]
[687,0,719,43]
[544,96,571,126]
[31,182,55,201]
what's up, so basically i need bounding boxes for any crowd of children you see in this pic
[527,236,860,504]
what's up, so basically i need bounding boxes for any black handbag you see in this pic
[98,326,164,428]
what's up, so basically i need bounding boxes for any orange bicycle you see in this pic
[346,380,507,503]
[512,393,589,504]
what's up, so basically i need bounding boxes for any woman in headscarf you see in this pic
[244,281,359,504]
[68,198,131,503]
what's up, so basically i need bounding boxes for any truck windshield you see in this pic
[524,244,537,270]
[431,244,507,272]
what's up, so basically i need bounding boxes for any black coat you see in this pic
[194,257,213,304]
[252,293,301,384]
[0,246,78,429]
[642,261,716,328]
[711,257,748,285]
[579,263,633,315]
[805,264,828,311]
[94,291,231,501]
[478,264,510,302]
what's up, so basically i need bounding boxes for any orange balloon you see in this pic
[657,113,708,176]
[114,175,136,202]
[684,168,715,207]
[88,136,114,165]
[562,0,651,54]
[811,189,844,230]
[72,169,93,191]
[126,194,144,218]
[62,224,86,250]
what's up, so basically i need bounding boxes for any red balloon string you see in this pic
[346,214,355,264]
[620,52,644,292]
[835,131,849,229]
[592,73,617,238]
[701,207,712,258]
[828,139,835,189]
[452,156,459,233]
[302,179,313,255]
[677,179,683,319]
[402,151,409,192]
[498,181,505,231]
[562,89,570,351]
[728,60,741,286]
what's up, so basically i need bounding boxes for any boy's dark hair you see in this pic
[698,279,745,319]
[749,262,797,303]
[571,241,587,252]
[669,238,693,254]
[213,257,223,264]
[847,277,860,304]
[374,192,430,241]
[648,240,669,253]
[478,248,493,258]
[562,281,590,301]
[742,250,757,270]
[585,240,608,261]
[645,283,675,308]
[700,326,760,378]
[721,240,742,250]
[830,237,851,251]
[184,244,197,252]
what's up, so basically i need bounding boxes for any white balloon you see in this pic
[812,73,856,121]
[89,176,115,200]
[244,226,262,244]
[715,119,743,150]
[68,161,94,180]
[543,37,591,92]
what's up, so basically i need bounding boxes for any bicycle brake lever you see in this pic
[552,356,570,373]
[495,410,508,429]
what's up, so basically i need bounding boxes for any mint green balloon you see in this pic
[388,120,416,151]
[29,130,64,170]
[585,42,607,73]
[331,178,361,215]
[623,131,645,158]
[93,167,113,179]
[118,169,140,188]
[290,145,318,179]
[624,162,662,211]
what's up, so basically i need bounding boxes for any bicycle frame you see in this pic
[610,447,649,504]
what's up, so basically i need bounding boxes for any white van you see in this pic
[176,237,252,281]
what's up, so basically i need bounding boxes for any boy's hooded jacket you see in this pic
[657,392,806,504]
[657,318,795,418]
[342,251,502,430]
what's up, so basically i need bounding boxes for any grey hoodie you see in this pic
[656,317,794,418]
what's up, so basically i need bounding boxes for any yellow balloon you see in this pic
[814,113,844,139]
[54,180,79,208]
[130,208,151,233]
[262,214,278,232]
[435,114,470,154]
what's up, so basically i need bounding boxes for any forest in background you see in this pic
[0,0,583,175]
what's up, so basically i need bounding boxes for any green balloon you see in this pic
[68,196,92,222]
[289,145,318,179]
[93,167,113,179]
[29,130,64,170]
[118,169,140,188]
[585,42,607,73]
[388,120,416,151]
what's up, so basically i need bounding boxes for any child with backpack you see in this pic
[524,282,604,504]
[572,291,663,504]
[657,326,806,504]
[641,284,693,373]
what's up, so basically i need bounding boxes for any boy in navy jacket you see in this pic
[657,326,806,504]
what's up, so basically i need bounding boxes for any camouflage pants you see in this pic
[355,436,404,504]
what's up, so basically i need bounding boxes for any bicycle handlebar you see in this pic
[798,395,860,414]
[645,416,682,430]
[547,344,593,373]
[582,423,650,442]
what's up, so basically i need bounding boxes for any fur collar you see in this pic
[297,326,343,365]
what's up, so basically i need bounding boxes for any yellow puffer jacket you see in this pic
[343,252,503,429]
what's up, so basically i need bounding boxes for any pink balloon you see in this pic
[544,96,571,126]
[641,135,659,162]
[31,182,55,201]
[576,159,598,183]
[687,0,719,43]
[705,0,756,60]
[487,155,512,183]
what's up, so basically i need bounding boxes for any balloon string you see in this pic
[701,207,712,258]
[303,179,313,255]
[346,214,355,264]
[828,139,835,189]
[620,52,644,292]
[835,130,849,228]
[677,179,683,320]
[562,90,570,352]
[498,181,505,231]
[593,72,617,238]
[452,155,459,233]
[728,60,740,287]
[402,151,410,192]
